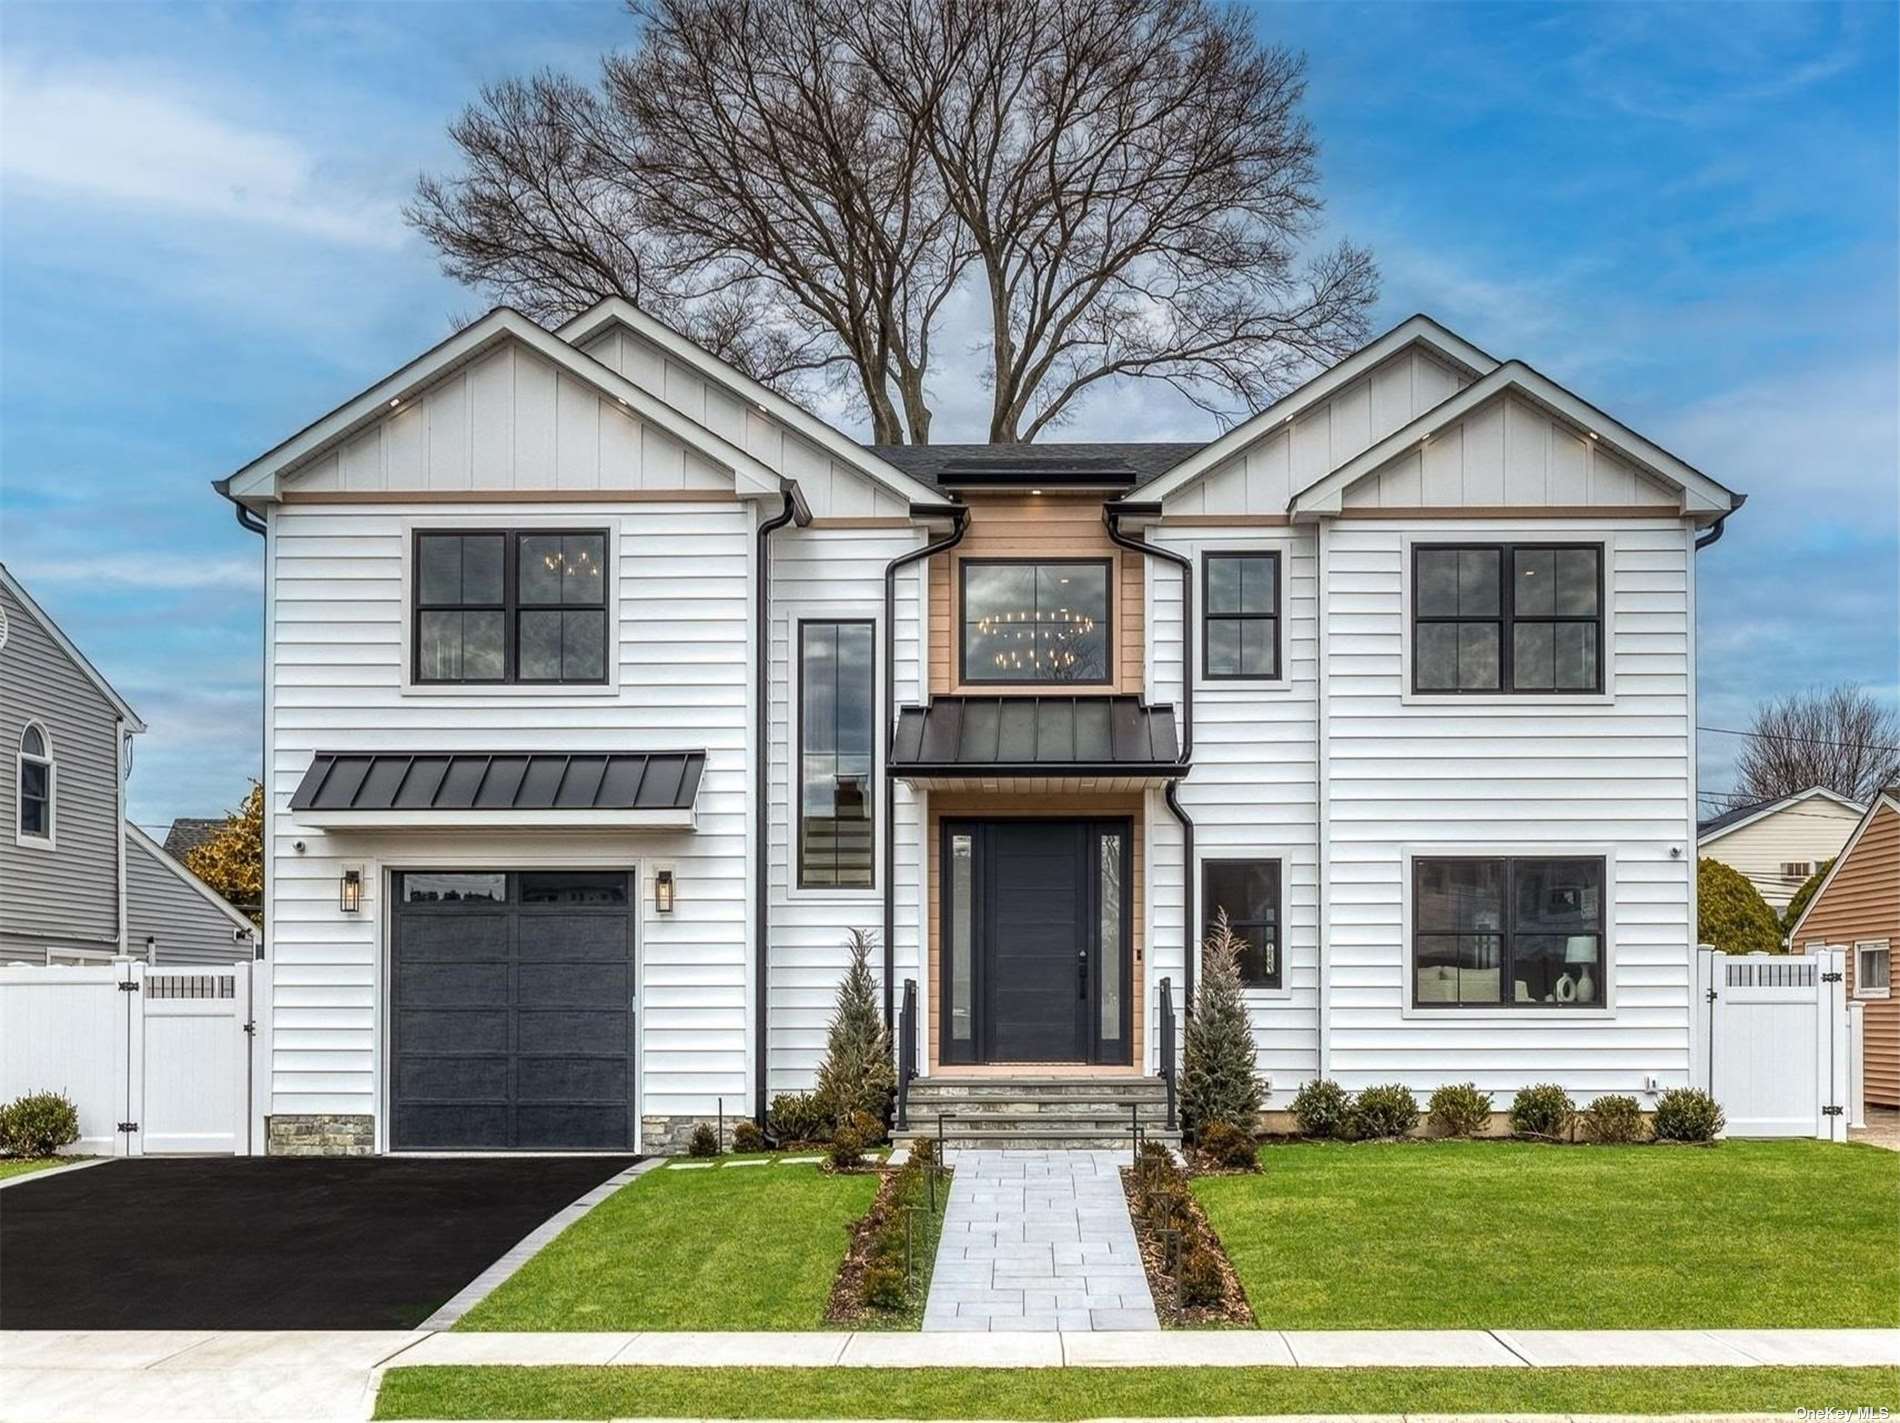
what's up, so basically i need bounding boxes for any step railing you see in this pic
[1158,976,1178,1132]
[895,977,918,1130]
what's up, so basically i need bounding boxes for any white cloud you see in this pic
[9,552,260,592]
[0,62,403,248]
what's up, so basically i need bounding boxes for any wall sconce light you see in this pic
[654,868,676,914]
[340,868,363,913]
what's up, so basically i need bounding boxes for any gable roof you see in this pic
[125,821,257,937]
[218,307,786,504]
[0,564,146,730]
[556,297,944,510]
[1698,785,1866,843]
[1786,785,1900,945]
[1289,359,1743,518]
[1134,315,1500,505]
[163,816,226,861]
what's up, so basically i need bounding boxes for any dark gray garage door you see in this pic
[391,870,635,1150]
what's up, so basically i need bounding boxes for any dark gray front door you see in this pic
[942,820,1133,1066]
[390,870,635,1150]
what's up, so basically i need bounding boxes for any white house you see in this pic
[217,303,1743,1154]
[1696,786,1864,914]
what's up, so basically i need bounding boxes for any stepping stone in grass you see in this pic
[669,1161,716,1170]
[723,1158,770,1168]
[778,1155,822,1164]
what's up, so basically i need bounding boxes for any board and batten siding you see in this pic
[766,525,927,1093]
[125,828,255,965]
[0,578,125,959]
[1701,798,1864,912]
[1148,526,1321,1102]
[1321,516,1696,1098]
[265,497,754,1140]
[1797,801,1899,1107]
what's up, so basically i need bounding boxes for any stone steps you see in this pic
[901,1076,1178,1149]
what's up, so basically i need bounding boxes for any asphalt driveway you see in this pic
[0,1155,636,1330]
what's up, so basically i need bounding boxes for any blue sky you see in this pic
[1,0,1895,833]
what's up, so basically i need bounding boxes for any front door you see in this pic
[940,820,1132,1065]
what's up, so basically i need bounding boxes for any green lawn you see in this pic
[376,1364,1900,1420]
[1195,1138,1900,1329]
[0,1157,85,1182]
[456,1159,879,1331]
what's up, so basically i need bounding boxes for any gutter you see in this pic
[754,485,807,1127]
[1103,501,1198,1016]
[881,502,969,1028]
[1694,492,1745,551]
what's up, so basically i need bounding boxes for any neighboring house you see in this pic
[0,564,257,966]
[163,816,225,862]
[216,302,1743,1156]
[1788,786,1898,1108]
[1696,786,1864,914]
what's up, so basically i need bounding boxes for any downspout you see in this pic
[1693,493,1744,550]
[880,502,969,1028]
[1103,502,1197,1015]
[229,495,267,960]
[754,486,805,1127]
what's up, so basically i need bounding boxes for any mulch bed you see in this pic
[824,1162,950,1326]
[1120,1164,1256,1328]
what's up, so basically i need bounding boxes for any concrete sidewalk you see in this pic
[3,1326,1896,1421]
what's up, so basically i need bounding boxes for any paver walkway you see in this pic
[923,1148,1160,1332]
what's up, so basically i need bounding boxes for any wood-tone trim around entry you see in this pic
[806,516,917,529]
[279,488,741,505]
[1335,505,1685,520]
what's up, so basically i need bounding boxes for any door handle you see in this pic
[1077,950,1088,1000]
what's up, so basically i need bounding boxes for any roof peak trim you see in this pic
[0,563,146,730]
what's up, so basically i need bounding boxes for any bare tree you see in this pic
[1733,684,1900,806]
[408,0,1376,443]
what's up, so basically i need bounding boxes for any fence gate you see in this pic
[0,961,251,1156]
[1694,947,1851,1140]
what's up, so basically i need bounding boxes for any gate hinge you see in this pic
[1821,971,1844,982]
[242,1019,258,1037]
[1704,988,1718,1002]
[1822,1105,1844,1117]
[117,1121,139,1133]
[117,979,140,993]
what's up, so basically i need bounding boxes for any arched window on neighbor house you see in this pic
[17,722,53,845]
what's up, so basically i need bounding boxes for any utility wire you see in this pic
[1696,724,1900,754]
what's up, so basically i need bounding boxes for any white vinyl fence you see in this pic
[0,961,252,1155]
[1692,946,1860,1141]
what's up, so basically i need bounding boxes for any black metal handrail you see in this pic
[1158,976,1178,1132]
[895,978,918,1130]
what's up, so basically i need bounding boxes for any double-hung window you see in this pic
[799,621,875,889]
[960,559,1111,684]
[1204,552,1279,679]
[414,530,607,684]
[17,723,52,844]
[1413,856,1605,1008]
[1413,543,1602,693]
[1856,941,1891,999]
[1202,858,1282,988]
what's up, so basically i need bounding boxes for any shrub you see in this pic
[828,1123,866,1171]
[1582,1093,1646,1144]
[1178,1244,1227,1307]
[1290,1078,1351,1139]
[861,1259,907,1309]
[1697,857,1782,955]
[731,1119,766,1153]
[686,1121,720,1158]
[1180,911,1263,1136]
[769,1091,826,1145]
[814,930,896,1131]
[1510,1083,1576,1140]
[1345,1083,1419,1140]
[1196,1120,1259,1171]
[1428,1082,1492,1138]
[1782,858,1835,938]
[0,1091,79,1159]
[908,1135,938,1168]
[1653,1087,1724,1143]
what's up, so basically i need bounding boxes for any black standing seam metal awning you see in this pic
[289,751,705,813]
[888,695,1182,776]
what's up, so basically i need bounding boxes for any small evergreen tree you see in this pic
[1782,857,1835,939]
[813,929,895,1132]
[1697,857,1781,954]
[184,782,264,926]
[1180,910,1263,1138]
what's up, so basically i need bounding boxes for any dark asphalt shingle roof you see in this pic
[290,751,705,813]
[163,818,225,860]
[867,443,1203,494]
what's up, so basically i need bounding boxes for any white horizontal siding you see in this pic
[265,498,754,1132]
[1321,517,1697,1099]
[765,526,926,1093]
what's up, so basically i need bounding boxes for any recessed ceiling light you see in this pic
[388,398,401,408]
[1587,431,1599,440]
[1031,488,1043,495]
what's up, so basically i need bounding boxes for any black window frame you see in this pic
[1202,551,1282,682]
[1410,542,1604,695]
[1201,857,1283,989]
[411,528,609,686]
[796,618,877,891]
[1410,854,1607,1010]
[957,557,1115,687]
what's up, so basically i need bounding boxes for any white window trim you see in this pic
[1854,940,1891,999]
[1398,530,1617,707]
[1399,843,1618,1020]
[397,515,622,697]
[1194,845,1297,1000]
[1194,541,1295,694]
[43,946,116,965]
[785,603,883,902]
[16,721,55,850]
